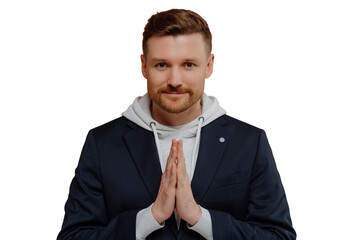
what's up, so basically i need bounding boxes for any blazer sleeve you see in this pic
[209,130,296,240]
[57,130,139,240]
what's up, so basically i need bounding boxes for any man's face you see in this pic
[141,33,214,114]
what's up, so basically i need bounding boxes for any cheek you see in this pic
[184,71,206,87]
[148,70,168,84]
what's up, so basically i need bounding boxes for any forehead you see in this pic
[145,33,209,60]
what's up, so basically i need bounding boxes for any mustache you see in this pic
[158,86,192,94]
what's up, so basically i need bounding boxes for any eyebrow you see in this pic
[150,57,200,62]
[184,58,200,62]
[151,58,167,62]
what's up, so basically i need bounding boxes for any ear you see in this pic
[141,54,147,79]
[205,54,215,78]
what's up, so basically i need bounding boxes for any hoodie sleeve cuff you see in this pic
[187,206,213,240]
[136,204,164,240]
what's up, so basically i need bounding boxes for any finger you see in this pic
[166,139,177,174]
[177,140,191,188]
[177,140,186,170]
[169,162,177,187]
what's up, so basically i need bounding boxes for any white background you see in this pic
[1,0,359,239]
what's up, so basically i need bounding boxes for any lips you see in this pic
[162,92,186,98]
[158,87,192,96]
[161,89,190,94]
[163,92,184,94]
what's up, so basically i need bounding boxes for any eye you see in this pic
[155,62,168,69]
[184,62,195,69]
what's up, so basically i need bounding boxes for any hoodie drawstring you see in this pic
[150,122,163,167]
[190,116,204,179]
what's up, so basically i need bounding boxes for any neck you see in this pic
[151,100,202,126]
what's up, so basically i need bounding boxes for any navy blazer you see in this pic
[58,115,296,239]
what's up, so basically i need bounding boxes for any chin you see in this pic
[160,102,189,114]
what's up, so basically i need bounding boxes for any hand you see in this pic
[175,140,202,226]
[152,139,177,224]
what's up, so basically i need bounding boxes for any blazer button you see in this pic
[219,137,225,143]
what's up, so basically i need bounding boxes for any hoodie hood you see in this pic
[122,93,226,131]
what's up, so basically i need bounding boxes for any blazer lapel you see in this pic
[123,122,179,238]
[178,117,230,237]
[123,123,162,200]
[191,116,230,203]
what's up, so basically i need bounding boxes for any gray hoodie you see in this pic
[122,93,226,177]
[122,93,226,240]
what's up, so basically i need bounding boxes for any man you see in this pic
[58,9,296,240]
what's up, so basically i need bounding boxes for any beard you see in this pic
[148,85,203,114]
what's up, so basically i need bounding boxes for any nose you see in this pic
[167,67,182,88]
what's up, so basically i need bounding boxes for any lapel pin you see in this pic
[219,137,225,143]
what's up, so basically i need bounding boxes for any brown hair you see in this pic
[142,9,212,56]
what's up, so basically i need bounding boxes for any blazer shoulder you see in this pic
[222,115,264,135]
[89,116,134,139]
